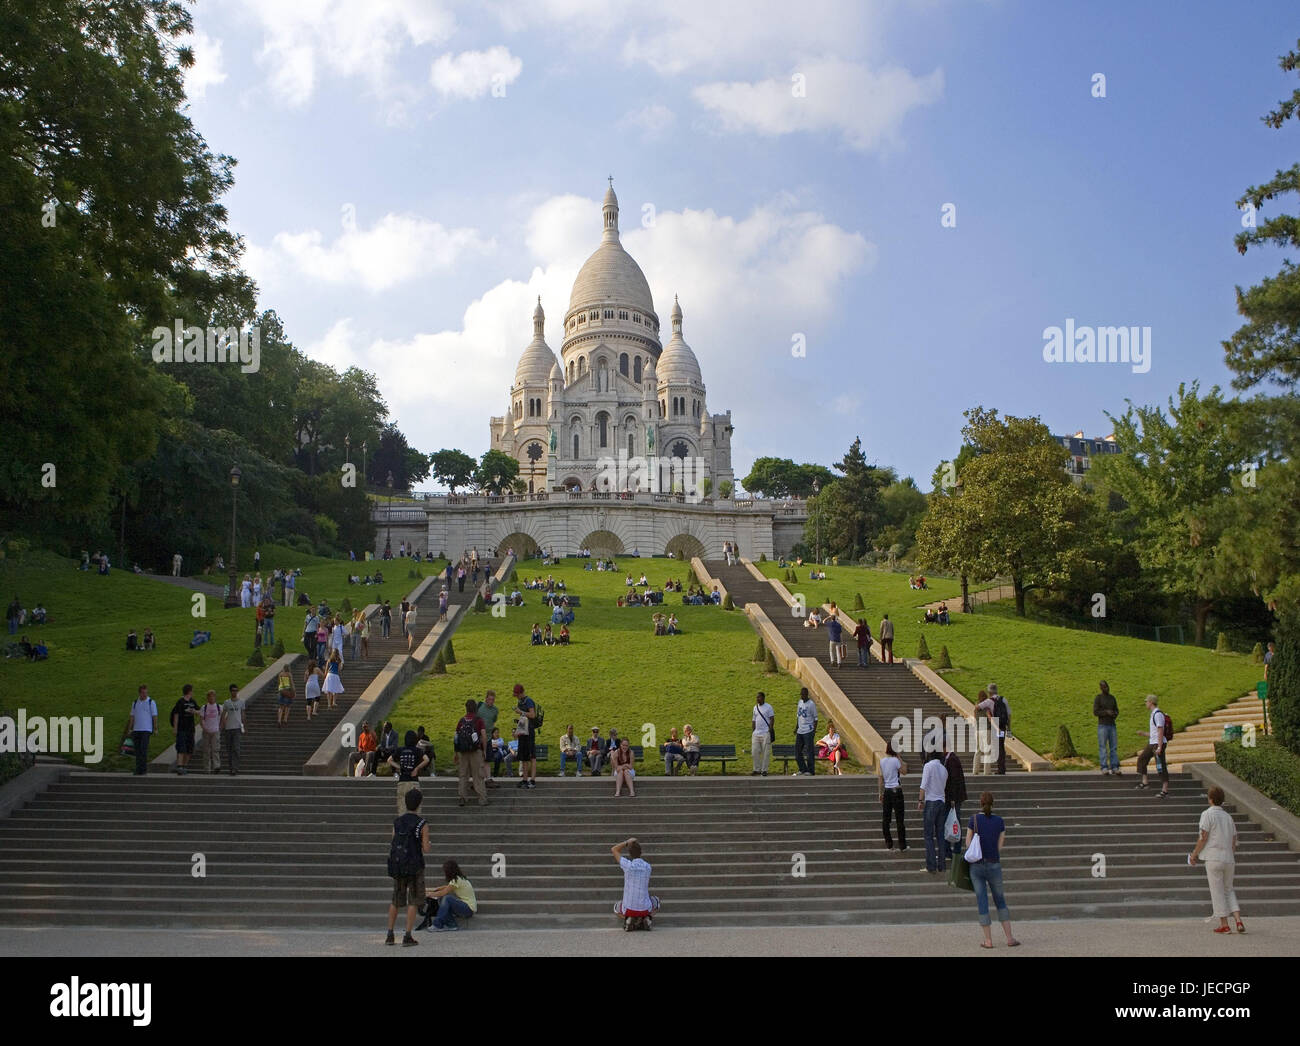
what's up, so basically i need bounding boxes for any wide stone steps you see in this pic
[708,561,1021,768]
[1121,694,1268,770]
[1,772,1297,930]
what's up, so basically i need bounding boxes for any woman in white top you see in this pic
[877,742,909,851]
[818,721,844,775]
[1189,785,1244,934]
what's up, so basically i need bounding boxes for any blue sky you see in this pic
[180,0,1298,490]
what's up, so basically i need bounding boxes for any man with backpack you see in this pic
[454,699,488,806]
[127,685,158,776]
[988,683,1010,775]
[388,730,430,815]
[512,683,539,790]
[1136,694,1171,798]
[385,787,430,947]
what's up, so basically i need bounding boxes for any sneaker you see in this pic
[385,931,395,945]
[402,934,419,947]
[517,780,527,789]
[458,798,466,806]
[527,780,536,789]
[643,917,653,931]
[624,917,635,932]
[761,772,768,777]
[479,798,488,806]
[434,924,460,932]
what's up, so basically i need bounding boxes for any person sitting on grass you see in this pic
[666,613,680,636]
[126,628,139,651]
[542,623,555,646]
[625,574,635,587]
[652,612,666,636]
[417,859,478,932]
[559,624,570,644]
[627,589,642,607]
[638,573,649,587]
[530,623,543,646]
[711,585,722,605]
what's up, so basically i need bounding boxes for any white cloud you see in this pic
[242,0,456,108]
[247,213,493,293]
[183,31,227,100]
[694,57,943,151]
[619,103,676,140]
[314,192,872,460]
[430,46,523,100]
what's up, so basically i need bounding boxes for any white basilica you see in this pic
[490,181,735,496]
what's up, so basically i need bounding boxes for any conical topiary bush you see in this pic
[722,593,734,610]
[272,639,286,659]
[341,596,353,616]
[764,648,778,673]
[754,638,766,662]
[1054,725,1077,759]
[443,639,456,664]
[934,644,952,670]
[1251,641,1264,664]
[852,592,865,611]
[246,647,265,668]
[917,634,931,660]
[1215,632,1231,655]
[473,592,486,614]
[432,649,447,674]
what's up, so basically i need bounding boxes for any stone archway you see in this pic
[495,531,541,560]
[580,529,625,558]
[665,533,706,561]
[561,476,583,492]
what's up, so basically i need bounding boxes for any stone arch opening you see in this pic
[562,476,582,491]
[580,529,625,558]
[495,531,541,559]
[665,533,706,561]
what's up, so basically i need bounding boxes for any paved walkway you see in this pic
[139,573,226,600]
[919,584,1015,614]
[2,917,1295,957]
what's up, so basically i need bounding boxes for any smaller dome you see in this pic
[515,298,558,386]
[657,295,702,386]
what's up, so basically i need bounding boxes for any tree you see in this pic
[476,449,520,494]
[368,422,427,491]
[806,438,892,561]
[930,408,1096,616]
[430,449,477,494]
[1090,384,1253,644]
[742,457,834,498]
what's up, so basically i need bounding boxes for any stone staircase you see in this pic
[1121,693,1267,772]
[706,561,1022,770]
[162,567,480,777]
[1,772,1297,929]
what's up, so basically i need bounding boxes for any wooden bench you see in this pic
[697,743,739,773]
[771,744,798,774]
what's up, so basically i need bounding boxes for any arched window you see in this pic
[604,309,614,319]
[660,399,666,416]
[567,360,574,384]
[589,311,599,321]
[619,310,628,320]
[628,432,635,456]
[619,353,628,377]
[597,412,609,448]
[633,313,641,323]
[573,433,580,458]
[633,356,642,383]
[578,314,586,325]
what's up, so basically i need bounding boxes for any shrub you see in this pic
[341,597,353,616]
[272,639,285,659]
[246,647,265,668]
[472,593,486,614]
[753,638,766,662]
[852,592,865,611]
[935,645,952,670]
[1215,737,1300,817]
[1271,612,1300,756]
[719,481,733,498]
[432,650,447,674]
[1251,641,1264,664]
[1215,632,1231,655]
[0,705,36,784]
[764,648,778,673]
[758,552,767,561]
[1054,725,1077,759]
[916,634,931,660]
[722,593,734,611]
[408,569,423,579]
[444,639,456,665]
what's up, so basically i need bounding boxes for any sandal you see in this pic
[1006,939,1021,947]
[979,941,993,949]
[1235,920,1246,934]
[1213,925,1232,934]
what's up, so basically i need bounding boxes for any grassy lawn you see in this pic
[389,557,860,775]
[756,561,1263,762]
[0,546,440,770]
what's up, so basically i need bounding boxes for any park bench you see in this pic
[772,744,799,774]
[697,743,739,773]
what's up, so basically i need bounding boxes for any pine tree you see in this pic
[1271,612,1300,756]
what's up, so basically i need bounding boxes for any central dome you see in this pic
[567,181,656,319]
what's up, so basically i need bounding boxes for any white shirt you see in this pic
[131,698,157,732]
[880,755,902,790]
[199,702,221,733]
[1199,806,1237,863]
[1148,709,1168,745]
[796,698,818,735]
[221,698,246,731]
[752,703,775,735]
[619,856,654,913]
[920,758,948,802]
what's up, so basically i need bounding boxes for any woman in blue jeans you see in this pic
[964,791,1019,949]
[418,860,478,932]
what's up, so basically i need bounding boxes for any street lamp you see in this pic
[385,471,394,559]
[225,466,242,608]
[345,434,351,468]
[361,441,367,488]
[811,477,820,566]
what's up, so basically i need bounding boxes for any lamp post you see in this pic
[345,433,351,469]
[225,466,241,608]
[385,471,394,559]
[811,477,820,566]
[361,441,367,489]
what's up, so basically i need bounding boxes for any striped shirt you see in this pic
[619,857,653,913]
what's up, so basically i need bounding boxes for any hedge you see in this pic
[1214,737,1300,818]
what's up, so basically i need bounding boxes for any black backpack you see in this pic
[387,816,425,877]
[454,717,479,753]
[993,697,1010,732]
[533,703,545,733]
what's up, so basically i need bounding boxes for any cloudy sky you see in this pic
[182,0,1298,489]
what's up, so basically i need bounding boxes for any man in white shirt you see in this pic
[751,692,776,776]
[220,684,246,776]
[611,837,659,930]
[918,752,949,873]
[127,685,157,776]
[794,688,818,776]
[1135,694,1170,798]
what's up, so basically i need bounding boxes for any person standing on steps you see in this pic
[825,612,844,667]
[302,607,319,659]
[854,617,872,668]
[794,687,818,776]
[453,699,488,807]
[198,689,222,773]
[127,684,158,776]
[389,730,430,816]
[220,684,246,775]
[513,683,538,789]
[1093,680,1120,775]
[170,683,199,775]
[438,587,449,623]
[918,750,948,874]
[879,614,895,664]
[988,684,1010,775]
[385,786,430,947]
[477,691,500,788]
[300,659,319,723]
[1135,694,1170,798]
[1189,785,1244,935]
[380,600,392,639]
[323,648,345,709]
[942,736,968,859]
[405,602,418,653]
[879,742,908,851]
[965,791,1019,949]
[751,691,775,776]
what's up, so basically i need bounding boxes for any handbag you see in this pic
[963,813,984,863]
[948,853,973,891]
